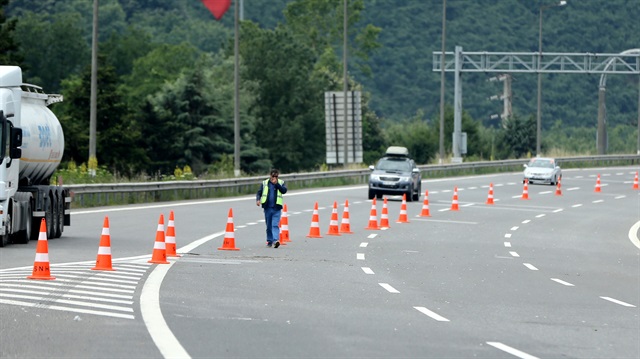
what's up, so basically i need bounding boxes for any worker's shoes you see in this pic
[273,241,280,248]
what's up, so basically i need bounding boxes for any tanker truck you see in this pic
[0,65,70,247]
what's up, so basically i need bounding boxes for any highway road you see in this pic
[1,167,638,358]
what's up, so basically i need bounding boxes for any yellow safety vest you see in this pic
[260,179,284,205]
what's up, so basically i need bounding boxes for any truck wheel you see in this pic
[55,195,64,238]
[12,202,32,244]
[45,199,54,240]
[0,214,9,247]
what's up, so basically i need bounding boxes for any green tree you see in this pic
[497,115,537,159]
[0,0,23,65]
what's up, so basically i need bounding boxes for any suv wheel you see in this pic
[368,189,375,200]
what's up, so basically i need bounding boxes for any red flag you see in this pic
[201,0,231,20]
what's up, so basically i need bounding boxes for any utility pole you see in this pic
[233,0,240,176]
[439,0,446,163]
[89,0,98,176]
[343,0,348,166]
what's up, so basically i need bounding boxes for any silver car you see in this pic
[523,157,562,185]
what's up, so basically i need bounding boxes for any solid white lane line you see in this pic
[357,253,365,260]
[360,242,368,248]
[600,296,636,307]
[379,283,400,293]
[361,267,374,274]
[414,306,450,322]
[141,261,191,359]
[550,278,574,286]
[504,242,511,248]
[523,263,538,271]
[486,342,539,359]
[509,251,520,257]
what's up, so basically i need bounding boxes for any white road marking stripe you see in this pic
[414,306,450,322]
[486,342,539,359]
[504,233,512,238]
[522,220,531,224]
[504,242,511,248]
[0,298,134,319]
[567,187,580,191]
[553,209,563,213]
[600,296,636,307]
[511,226,519,231]
[361,267,374,274]
[535,214,546,218]
[357,253,365,260]
[592,199,604,203]
[628,221,640,250]
[360,242,368,248]
[615,195,626,199]
[378,283,400,293]
[141,260,191,359]
[509,251,520,257]
[367,234,377,239]
[523,263,538,271]
[572,204,583,208]
[413,218,478,225]
[551,278,574,286]
[539,191,552,194]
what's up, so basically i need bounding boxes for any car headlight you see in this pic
[399,176,410,182]
[370,174,381,181]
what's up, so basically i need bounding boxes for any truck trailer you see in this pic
[0,65,70,247]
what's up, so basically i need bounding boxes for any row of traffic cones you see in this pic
[28,211,182,280]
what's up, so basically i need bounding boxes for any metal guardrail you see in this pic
[67,155,640,208]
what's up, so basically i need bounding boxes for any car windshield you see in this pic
[529,159,554,168]
[377,158,411,172]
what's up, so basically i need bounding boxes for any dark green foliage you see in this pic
[0,0,22,65]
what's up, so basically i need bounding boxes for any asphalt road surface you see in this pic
[1,167,638,358]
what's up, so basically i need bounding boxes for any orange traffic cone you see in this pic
[521,179,530,200]
[419,190,431,217]
[379,198,391,229]
[339,200,353,234]
[633,172,639,190]
[594,174,602,193]
[92,216,115,271]
[555,177,562,196]
[485,183,495,205]
[218,209,240,250]
[165,211,180,257]
[279,204,290,243]
[450,186,460,211]
[306,202,322,238]
[326,201,341,236]
[396,194,409,223]
[365,198,380,230]
[149,214,170,263]
[27,219,55,280]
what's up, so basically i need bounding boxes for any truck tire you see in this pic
[12,201,32,244]
[55,193,64,238]
[45,198,54,240]
[0,214,9,247]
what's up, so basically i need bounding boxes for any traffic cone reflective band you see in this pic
[379,198,390,229]
[633,172,639,190]
[92,216,115,271]
[279,204,290,243]
[521,179,530,200]
[365,198,379,230]
[450,187,459,211]
[485,183,495,205]
[28,219,55,280]
[218,209,240,250]
[149,214,170,263]
[396,194,409,223]
[306,202,322,238]
[594,174,602,193]
[339,200,353,234]
[555,177,562,196]
[326,201,341,236]
[165,211,180,257]
[419,190,431,217]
